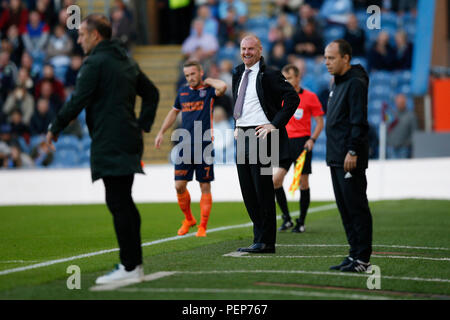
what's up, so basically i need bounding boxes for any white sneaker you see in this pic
[95,264,144,285]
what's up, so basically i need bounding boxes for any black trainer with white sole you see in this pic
[278,220,293,231]
[329,256,354,270]
[340,260,371,272]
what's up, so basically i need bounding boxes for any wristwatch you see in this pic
[348,150,357,156]
[310,137,316,143]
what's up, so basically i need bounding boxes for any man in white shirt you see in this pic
[232,35,299,253]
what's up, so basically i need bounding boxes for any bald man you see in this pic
[232,35,299,253]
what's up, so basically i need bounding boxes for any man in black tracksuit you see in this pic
[324,39,373,272]
[232,35,299,253]
[47,14,159,284]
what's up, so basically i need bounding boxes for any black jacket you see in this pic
[50,40,159,181]
[232,57,299,161]
[326,64,369,169]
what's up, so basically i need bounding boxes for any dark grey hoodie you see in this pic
[325,64,370,169]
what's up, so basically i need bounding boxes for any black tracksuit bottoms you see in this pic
[103,175,142,271]
[330,167,372,263]
[236,127,277,246]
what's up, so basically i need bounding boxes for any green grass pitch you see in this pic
[0,199,449,300]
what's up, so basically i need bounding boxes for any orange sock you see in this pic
[177,190,194,221]
[199,193,212,228]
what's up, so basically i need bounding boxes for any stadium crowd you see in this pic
[0,0,136,169]
[172,0,417,164]
[0,0,418,169]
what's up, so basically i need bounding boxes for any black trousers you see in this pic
[236,127,276,246]
[103,175,142,271]
[330,167,373,262]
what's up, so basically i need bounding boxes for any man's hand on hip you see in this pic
[255,124,276,139]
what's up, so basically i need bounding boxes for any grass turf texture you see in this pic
[0,200,449,300]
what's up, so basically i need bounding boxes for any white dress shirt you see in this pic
[235,61,270,127]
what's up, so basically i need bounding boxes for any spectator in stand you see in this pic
[3,85,34,124]
[0,0,28,36]
[275,13,295,50]
[0,49,18,102]
[217,7,242,47]
[394,30,413,70]
[386,93,417,159]
[16,67,34,94]
[319,0,353,25]
[271,0,303,16]
[38,79,63,114]
[46,24,73,60]
[6,24,24,66]
[367,31,396,71]
[343,14,365,57]
[34,64,65,102]
[31,137,53,167]
[292,17,323,58]
[36,0,57,28]
[4,143,33,168]
[195,4,218,37]
[212,105,234,163]
[218,59,233,100]
[9,108,30,142]
[46,24,73,80]
[20,51,40,84]
[21,10,50,64]
[111,5,136,50]
[218,0,248,25]
[181,18,218,61]
[64,54,82,93]
[296,3,319,29]
[57,7,83,55]
[29,97,55,135]
[268,41,288,70]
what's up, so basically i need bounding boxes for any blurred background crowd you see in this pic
[0,0,419,169]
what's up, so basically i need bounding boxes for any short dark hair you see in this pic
[282,64,300,77]
[183,60,203,71]
[332,39,352,61]
[83,14,112,40]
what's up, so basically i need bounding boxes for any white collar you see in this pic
[245,61,260,73]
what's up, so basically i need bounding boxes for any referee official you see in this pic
[324,39,373,272]
[46,14,159,284]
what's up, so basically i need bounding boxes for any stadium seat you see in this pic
[368,99,384,114]
[351,56,368,70]
[17,136,30,154]
[30,135,46,150]
[323,25,345,45]
[369,84,394,100]
[80,136,91,151]
[52,149,80,167]
[54,135,80,151]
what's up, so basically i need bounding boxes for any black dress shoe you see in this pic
[238,243,275,253]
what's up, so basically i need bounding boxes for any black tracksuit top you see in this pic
[326,64,370,169]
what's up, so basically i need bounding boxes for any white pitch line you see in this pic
[179,270,450,284]
[0,204,336,276]
[117,287,392,300]
[277,244,450,251]
[227,253,450,262]
[90,271,176,292]
[0,260,40,264]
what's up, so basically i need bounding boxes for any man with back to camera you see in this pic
[273,64,324,234]
[46,14,160,284]
[155,60,227,237]
[324,39,373,272]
